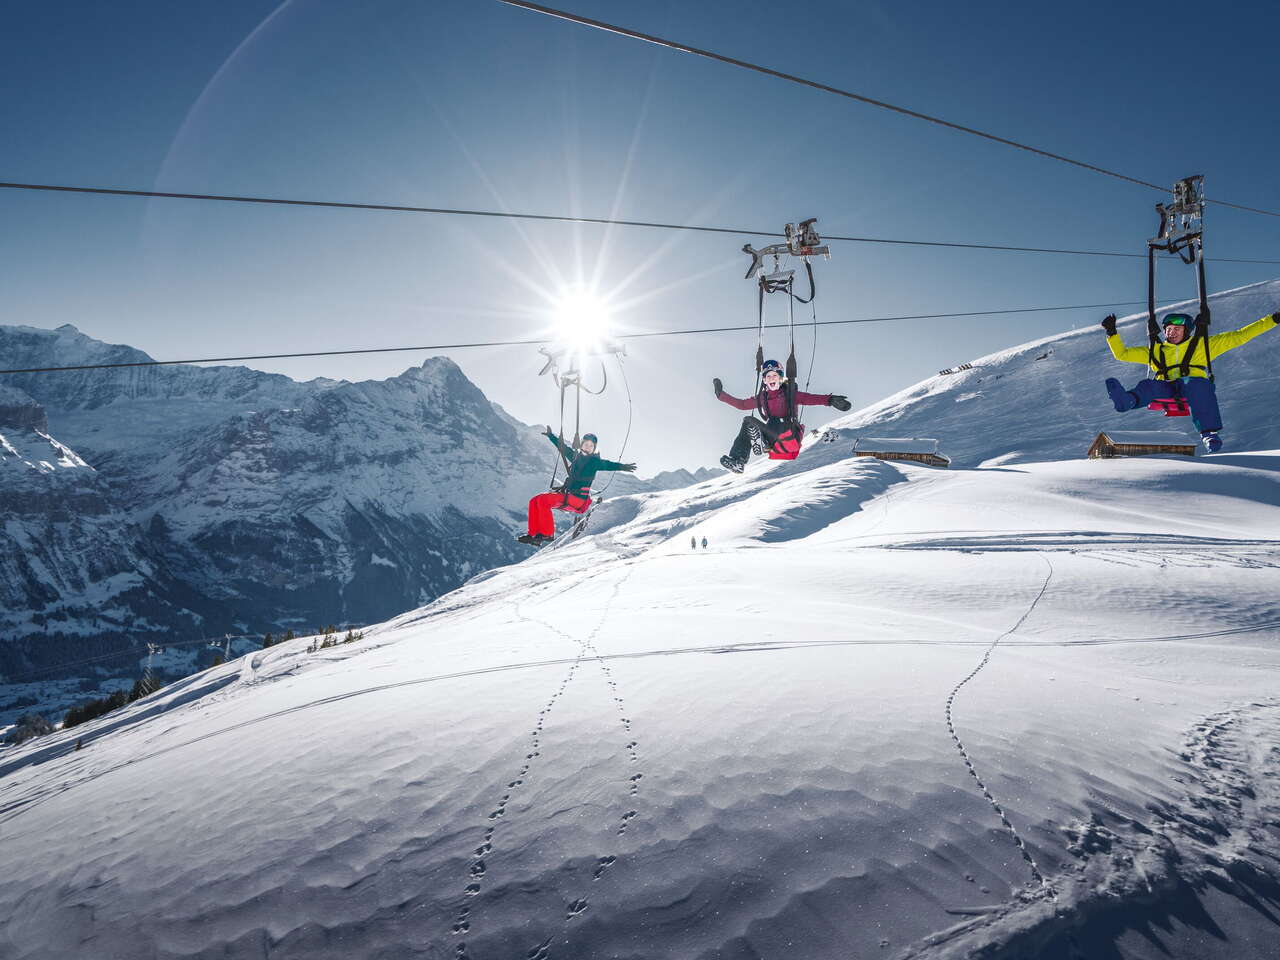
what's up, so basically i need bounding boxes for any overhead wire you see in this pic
[493,1,1280,220]
[2,180,1276,265]
[0,298,1179,375]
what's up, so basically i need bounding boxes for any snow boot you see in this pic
[517,533,539,545]
[1105,378,1138,412]
[1202,432,1223,453]
[720,454,746,474]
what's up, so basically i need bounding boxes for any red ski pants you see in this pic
[527,491,592,537]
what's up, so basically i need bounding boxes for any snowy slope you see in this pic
[831,279,1280,467]
[3,427,1278,959]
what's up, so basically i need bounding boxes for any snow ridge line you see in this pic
[516,567,642,954]
[944,555,1055,893]
[449,565,634,960]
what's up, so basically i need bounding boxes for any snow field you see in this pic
[2,444,1279,958]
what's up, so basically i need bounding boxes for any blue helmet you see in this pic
[581,432,599,445]
[760,359,784,377]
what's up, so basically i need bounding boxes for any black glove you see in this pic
[827,395,851,412]
[619,462,637,472]
[713,377,723,397]
[1101,315,1118,336]
[543,425,555,438]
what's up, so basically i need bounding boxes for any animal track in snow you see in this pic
[449,598,590,960]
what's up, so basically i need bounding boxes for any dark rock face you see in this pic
[0,385,48,433]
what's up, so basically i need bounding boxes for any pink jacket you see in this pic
[718,387,831,418]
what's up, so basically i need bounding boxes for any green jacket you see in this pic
[1107,313,1278,381]
[546,432,628,497]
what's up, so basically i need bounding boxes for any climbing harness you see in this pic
[1145,175,1211,417]
[740,218,830,459]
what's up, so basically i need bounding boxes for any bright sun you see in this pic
[552,288,613,355]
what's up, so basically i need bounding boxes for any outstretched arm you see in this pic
[714,378,757,411]
[793,390,835,407]
[1207,313,1280,356]
[544,428,573,459]
[1106,333,1149,364]
[596,458,637,472]
[1100,314,1148,364]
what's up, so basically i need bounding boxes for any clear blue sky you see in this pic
[2,0,1277,471]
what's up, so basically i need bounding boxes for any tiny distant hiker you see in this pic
[518,429,635,546]
[713,359,850,473]
[1101,309,1278,452]
[701,537,708,549]
[691,535,697,550]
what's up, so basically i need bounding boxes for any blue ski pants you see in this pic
[1126,377,1222,433]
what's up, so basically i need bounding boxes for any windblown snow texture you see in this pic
[3,283,1280,958]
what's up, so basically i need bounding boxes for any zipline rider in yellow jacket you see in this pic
[1102,310,1279,453]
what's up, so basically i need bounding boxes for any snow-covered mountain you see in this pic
[0,324,709,687]
[2,288,1278,958]
[0,384,218,684]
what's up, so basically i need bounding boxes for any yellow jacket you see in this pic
[1107,313,1278,380]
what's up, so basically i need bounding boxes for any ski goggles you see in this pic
[1162,313,1192,327]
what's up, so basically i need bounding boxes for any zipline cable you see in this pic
[0,298,1193,375]
[1,181,1276,265]
[494,1,1280,220]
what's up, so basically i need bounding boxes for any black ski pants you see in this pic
[728,416,787,461]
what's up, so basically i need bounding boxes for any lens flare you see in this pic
[553,288,612,355]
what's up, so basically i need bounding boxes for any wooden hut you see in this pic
[853,437,951,468]
[1087,430,1196,459]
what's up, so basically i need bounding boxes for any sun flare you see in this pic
[552,287,613,356]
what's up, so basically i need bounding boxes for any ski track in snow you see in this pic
[944,555,1056,892]
[450,564,636,960]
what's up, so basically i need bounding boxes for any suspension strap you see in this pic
[548,375,568,489]
[755,279,766,377]
[1173,239,1211,380]
[573,376,581,449]
[1145,244,1171,380]
[786,277,801,431]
